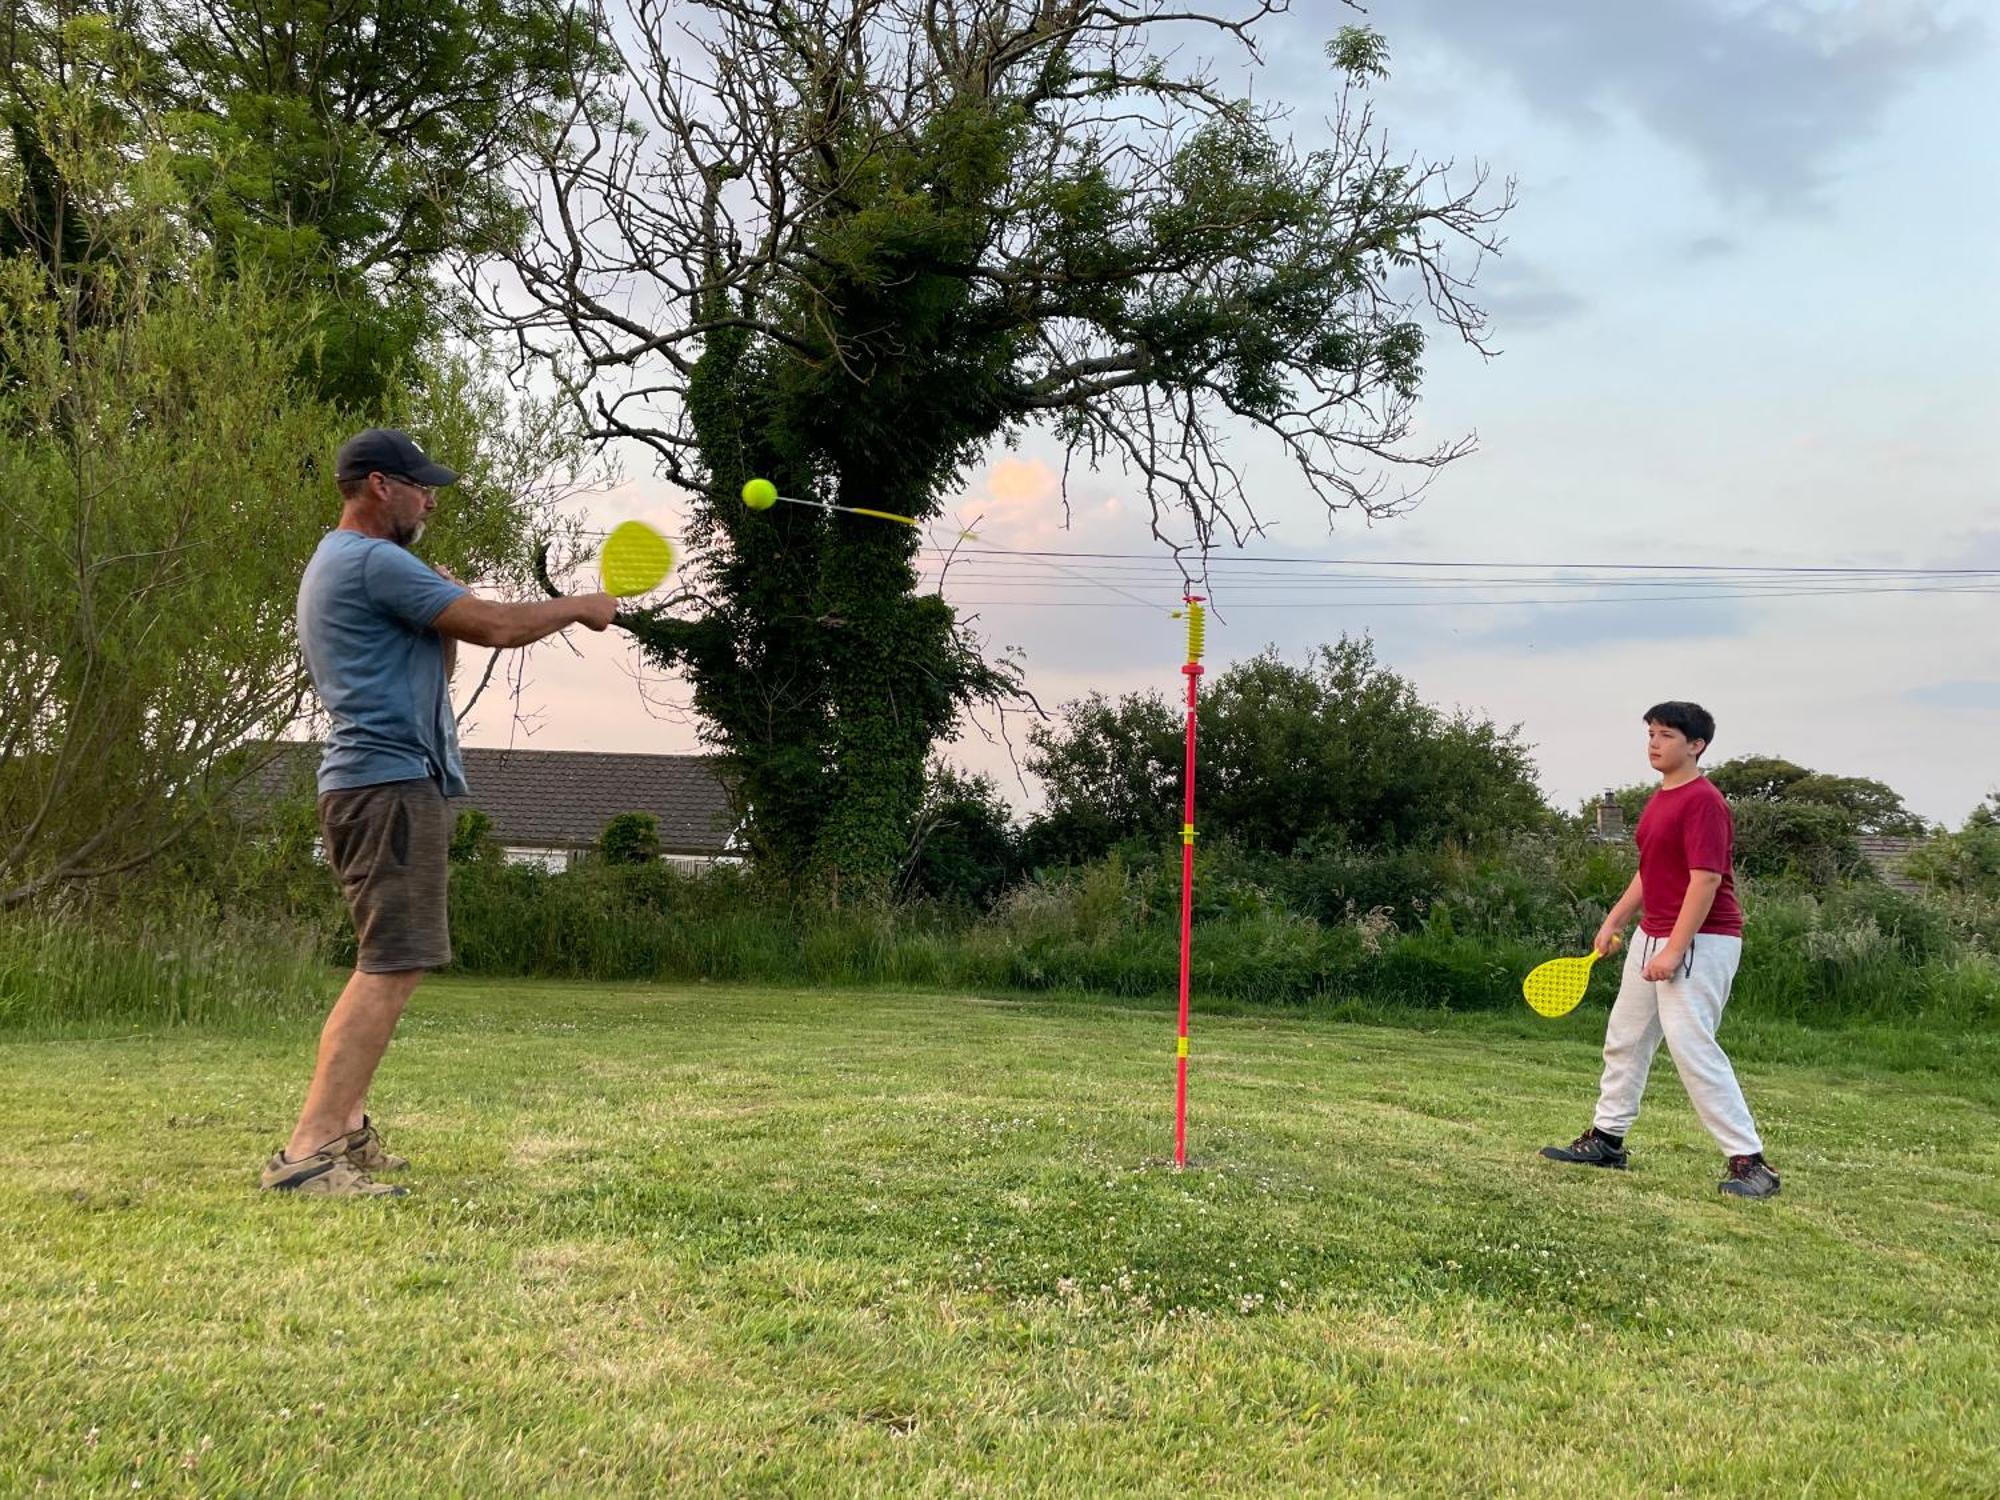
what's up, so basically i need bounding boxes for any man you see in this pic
[262,428,616,1197]
[1540,701,1781,1199]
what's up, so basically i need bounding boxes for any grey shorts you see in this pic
[319,779,451,973]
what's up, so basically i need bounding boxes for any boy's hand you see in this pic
[1593,925,1623,958]
[1642,945,1686,982]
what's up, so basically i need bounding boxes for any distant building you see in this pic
[1592,791,1626,843]
[249,744,741,869]
[1856,835,1921,893]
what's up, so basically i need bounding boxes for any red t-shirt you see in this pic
[1635,777,1744,938]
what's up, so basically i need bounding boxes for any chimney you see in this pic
[1594,791,1625,842]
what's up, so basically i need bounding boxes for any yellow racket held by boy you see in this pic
[599,520,676,598]
[1522,937,1622,1018]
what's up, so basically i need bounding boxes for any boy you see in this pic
[1541,702,1781,1199]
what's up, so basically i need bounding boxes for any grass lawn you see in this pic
[2,980,1996,1496]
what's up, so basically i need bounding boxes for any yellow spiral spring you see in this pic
[1183,599,1206,663]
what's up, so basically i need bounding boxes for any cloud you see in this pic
[946,454,1128,548]
[1462,592,1753,651]
[1479,256,1589,331]
[1385,0,1984,213]
[1928,529,2000,570]
[1905,680,2000,714]
[1683,234,1740,262]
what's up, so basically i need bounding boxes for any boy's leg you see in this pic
[1655,936,1763,1158]
[1593,938,1665,1139]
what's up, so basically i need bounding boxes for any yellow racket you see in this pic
[599,520,676,598]
[1522,937,1622,1018]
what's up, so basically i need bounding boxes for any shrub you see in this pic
[598,813,663,866]
[451,809,503,865]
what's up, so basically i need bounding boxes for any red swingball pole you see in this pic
[1173,596,1206,1169]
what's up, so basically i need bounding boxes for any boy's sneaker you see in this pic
[1719,1155,1781,1199]
[344,1116,408,1173]
[260,1147,407,1198]
[1539,1127,1629,1170]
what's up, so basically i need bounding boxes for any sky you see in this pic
[458,0,2000,826]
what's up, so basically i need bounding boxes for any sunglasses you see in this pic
[380,473,438,501]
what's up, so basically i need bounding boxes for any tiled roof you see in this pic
[250,743,738,855]
[458,747,736,853]
[1856,834,1921,893]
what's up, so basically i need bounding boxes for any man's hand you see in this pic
[1593,925,1623,959]
[577,592,617,632]
[1642,945,1686,982]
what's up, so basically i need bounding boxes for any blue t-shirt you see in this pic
[297,530,471,797]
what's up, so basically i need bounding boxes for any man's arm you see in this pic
[1595,872,1644,956]
[433,592,617,649]
[433,567,460,677]
[1643,870,1722,980]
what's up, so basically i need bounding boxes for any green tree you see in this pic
[899,764,1020,909]
[3,0,606,408]
[1783,774,1930,837]
[1904,796,2000,898]
[1025,637,1546,864]
[1202,641,1545,856]
[1706,755,1928,836]
[1730,799,1863,885]
[1017,693,1184,869]
[0,90,568,909]
[504,6,1510,896]
[159,0,608,407]
[598,813,662,866]
[1706,755,1812,804]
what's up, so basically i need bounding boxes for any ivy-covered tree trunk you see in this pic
[660,319,833,881]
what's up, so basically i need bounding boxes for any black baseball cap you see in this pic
[334,428,461,487]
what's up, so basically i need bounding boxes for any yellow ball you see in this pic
[741,478,778,510]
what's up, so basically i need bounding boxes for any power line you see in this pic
[917,547,2000,576]
[942,582,2000,608]
[574,525,1999,578]
[562,525,2000,612]
[915,568,2000,591]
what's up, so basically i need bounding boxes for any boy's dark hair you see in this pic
[1644,701,1715,755]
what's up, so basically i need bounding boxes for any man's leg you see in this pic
[283,968,426,1162]
[1656,937,1763,1158]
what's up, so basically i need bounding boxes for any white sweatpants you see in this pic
[1592,933,1763,1157]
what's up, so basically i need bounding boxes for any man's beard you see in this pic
[395,519,426,548]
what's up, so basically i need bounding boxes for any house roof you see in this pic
[251,744,738,855]
[456,747,737,854]
[1857,834,1921,893]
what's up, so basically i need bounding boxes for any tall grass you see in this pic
[10,833,1997,1033]
[440,848,2000,1031]
[0,906,334,1031]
